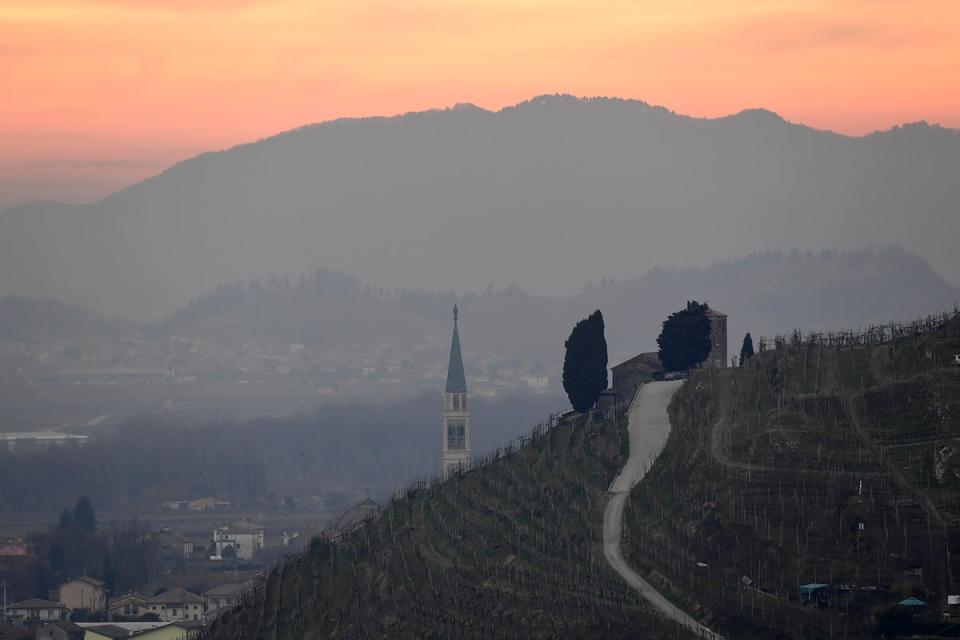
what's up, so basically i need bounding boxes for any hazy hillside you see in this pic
[156,246,959,374]
[203,313,960,640]
[206,408,695,640]
[2,95,958,320]
[0,390,562,515]
[0,295,118,343]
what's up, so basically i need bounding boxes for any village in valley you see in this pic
[0,488,385,639]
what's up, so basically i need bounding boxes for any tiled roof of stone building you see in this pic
[145,588,204,605]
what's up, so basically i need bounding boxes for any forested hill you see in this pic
[154,246,959,372]
[2,95,958,320]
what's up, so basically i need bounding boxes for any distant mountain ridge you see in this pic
[2,246,955,374]
[2,94,958,319]
[152,246,958,373]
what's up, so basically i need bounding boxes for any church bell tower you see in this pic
[442,305,470,479]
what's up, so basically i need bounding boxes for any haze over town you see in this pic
[1,1,959,639]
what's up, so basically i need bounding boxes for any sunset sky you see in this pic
[1,0,958,208]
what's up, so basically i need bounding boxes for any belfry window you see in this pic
[447,422,465,449]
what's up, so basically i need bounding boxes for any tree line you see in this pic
[563,301,738,412]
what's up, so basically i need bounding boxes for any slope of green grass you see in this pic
[205,411,696,639]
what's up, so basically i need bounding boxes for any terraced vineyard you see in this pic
[624,312,960,638]
[205,409,698,639]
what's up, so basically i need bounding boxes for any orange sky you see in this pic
[1,0,958,207]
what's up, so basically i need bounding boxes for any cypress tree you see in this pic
[740,332,755,366]
[72,496,97,532]
[562,310,609,413]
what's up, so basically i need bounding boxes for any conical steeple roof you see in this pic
[445,305,467,393]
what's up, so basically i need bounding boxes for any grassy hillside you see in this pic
[205,409,697,639]
[625,311,960,638]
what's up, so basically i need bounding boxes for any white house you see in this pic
[213,522,264,560]
[6,598,66,625]
[143,588,204,622]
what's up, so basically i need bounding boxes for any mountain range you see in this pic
[154,246,959,372]
[2,95,958,321]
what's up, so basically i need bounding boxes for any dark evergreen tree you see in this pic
[72,496,97,532]
[48,543,65,573]
[102,554,116,592]
[740,332,755,366]
[562,310,608,412]
[58,508,72,528]
[657,301,712,372]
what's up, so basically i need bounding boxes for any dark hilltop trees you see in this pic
[740,332,755,366]
[657,301,712,372]
[562,310,608,413]
[72,495,97,532]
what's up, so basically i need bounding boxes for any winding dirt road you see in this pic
[602,380,723,639]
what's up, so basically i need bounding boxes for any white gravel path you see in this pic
[602,380,724,639]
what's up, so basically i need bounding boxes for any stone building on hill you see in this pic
[705,307,728,368]
[611,352,664,403]
[611,305,728,403]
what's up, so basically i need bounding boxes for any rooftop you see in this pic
[108,592,148,605]
[41,621,84,633]
[84,624,131,638]
[10,598,64,609]
[0,431,88,441]
[65,575,106,587]
[217,521,264,534]
[611,352,662,372]
[145,587,204,605]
